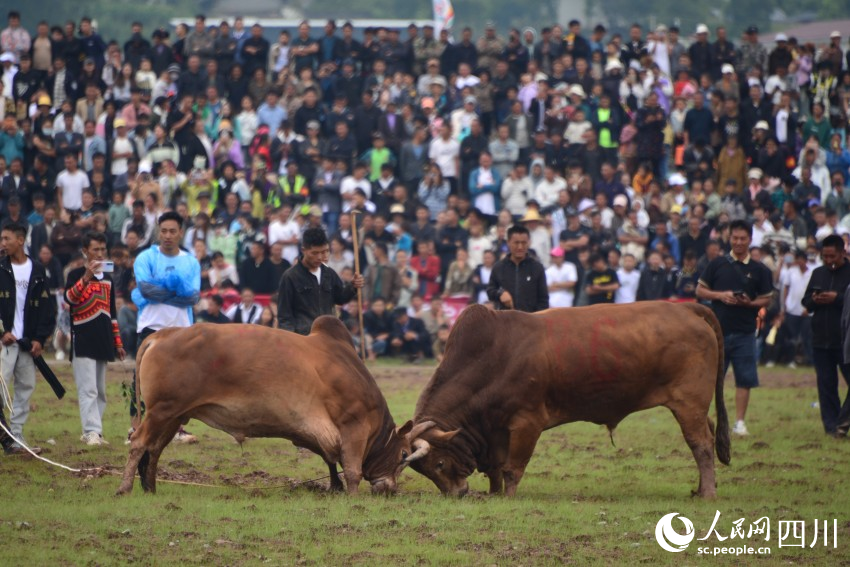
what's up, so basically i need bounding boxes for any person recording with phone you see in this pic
[64,231,126,446]
[803,234,850,437]
[697,220,774,437]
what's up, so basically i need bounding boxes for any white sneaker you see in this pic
[173,430,198,444]
[732,421,749,436]
[788,362,798,369]
[55,350,65,361]
[124,427,135,445]
[81,432,108,446]
[765,361,775,368]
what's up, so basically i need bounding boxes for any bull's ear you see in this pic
[431,428,461,444]
[395,420,414,437]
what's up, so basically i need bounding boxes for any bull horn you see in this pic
[404,439,431,463]
[406,420,436,440]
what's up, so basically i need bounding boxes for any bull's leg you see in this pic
[669,406,717,498]
[117,443,146,495]
[339,444,365,495]
[128,410,181,493]
[502,423,543,497]
[486,434,509,494]
[486,470,504,494]
[142,417,182,493]
[327,462,344,492]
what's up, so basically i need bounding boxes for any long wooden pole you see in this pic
[350,210,367,361]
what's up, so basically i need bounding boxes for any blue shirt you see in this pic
[257,103,288,134]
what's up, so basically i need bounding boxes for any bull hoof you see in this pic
[691,489,717,499]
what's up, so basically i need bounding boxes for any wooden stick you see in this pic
[350,210,367,361]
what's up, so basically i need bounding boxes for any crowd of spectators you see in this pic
[1,11,850,365]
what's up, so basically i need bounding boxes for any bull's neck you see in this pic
[362,407,396,480]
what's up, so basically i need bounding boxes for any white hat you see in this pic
[0,52,15,63]
[831,30,842,39]
[138,159,153,174]
[775,33,788,42]
[696,24,709,35]
[655,24,668,34]
[721,63,735,74]
[578,198,596,213]
[605,59,624,72]
[668,173,687,186]
[753,120,770,131]
[613,195,628,208]
[748,168,763,180]
[568,84,586,98]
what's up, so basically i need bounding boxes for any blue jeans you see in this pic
[724,333,759,389]
[812,347,850,433]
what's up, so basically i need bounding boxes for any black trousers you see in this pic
[813,347,850,433]
[129,327,157,419]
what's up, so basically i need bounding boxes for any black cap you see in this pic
[746,25,759,34]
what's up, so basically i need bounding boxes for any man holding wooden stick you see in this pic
[277,227,364,340]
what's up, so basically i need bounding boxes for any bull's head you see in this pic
[364,420,429,495]
[403,421,469,496]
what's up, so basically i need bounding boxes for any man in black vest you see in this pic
[226,288,262,324]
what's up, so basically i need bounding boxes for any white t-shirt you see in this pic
[111,136,133,175]
[11,259,32,339]
[782,265,813,316]
[477,265,492,304]
[546,262,578,308]
[615,268,641,304]
[428,137,460,178]
[267,219,301,264]
[311,267,322,285]
[472,168,497,215]
[534,177,567,208]
[340,176,372,200]
[751,221,774,249]
[56,169,90,211]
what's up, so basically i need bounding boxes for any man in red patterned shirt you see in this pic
[64,232,125,446]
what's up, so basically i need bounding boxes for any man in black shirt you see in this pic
[636,250,671,301]
[803,235,850,436]
[585,253,620,304]
[198,294,231,324]
[65,232,126,446]
[239,239,275,294]
[487,225,549,312]
[363,298,393,356]
[277,228,363,335]
[697,220,773,436]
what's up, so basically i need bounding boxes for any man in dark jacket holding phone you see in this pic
[803,234,850,437]
[0,223,56,455]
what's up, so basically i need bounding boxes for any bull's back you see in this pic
[531,303,719,425]
[138,323,380,444]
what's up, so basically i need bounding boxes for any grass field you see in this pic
[1,362,849,566]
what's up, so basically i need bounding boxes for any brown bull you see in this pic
[405,302,731,497]
[117,317,428,495]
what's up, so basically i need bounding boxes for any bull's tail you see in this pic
[132,333,159,426]
[682,303,731,466]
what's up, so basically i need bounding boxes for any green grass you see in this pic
[1,363,849,565]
